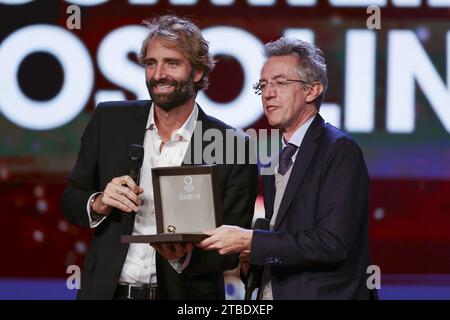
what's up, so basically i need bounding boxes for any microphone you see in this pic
[244,218,270,300]
[128,144,144,185]
[126,144,144,216]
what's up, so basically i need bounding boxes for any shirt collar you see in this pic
[146,102,199,142]
[282,114,317,148]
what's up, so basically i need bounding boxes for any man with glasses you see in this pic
[198,37,375,300]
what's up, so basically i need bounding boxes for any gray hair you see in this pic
[263,37,328,108]
[138,15,215,91]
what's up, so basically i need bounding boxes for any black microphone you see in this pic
[244,217,270,300]
[126,144,144,216]
[128,144,144,185]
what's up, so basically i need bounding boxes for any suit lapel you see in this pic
[117,101,151,274]
[273,115,324,230]
[182,105,210,166]
[127,100,151,217]
[129,100,151,148]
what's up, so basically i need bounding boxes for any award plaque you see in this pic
[121,165,222,244]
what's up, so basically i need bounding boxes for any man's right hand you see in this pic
[92,175,144,215]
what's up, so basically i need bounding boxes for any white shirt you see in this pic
[87,103,198,285]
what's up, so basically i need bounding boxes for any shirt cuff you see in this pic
[168,250,192,274]
[86,192,107,228]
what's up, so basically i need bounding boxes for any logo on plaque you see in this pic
[183,175,194,192]
[179,175,200,200]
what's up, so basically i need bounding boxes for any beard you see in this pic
[147,73,196,112]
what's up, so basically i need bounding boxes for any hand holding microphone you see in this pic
[91,145,144,215]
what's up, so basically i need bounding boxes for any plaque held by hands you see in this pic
[121,165,222,244]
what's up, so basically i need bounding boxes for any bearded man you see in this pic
[61,15,258,300]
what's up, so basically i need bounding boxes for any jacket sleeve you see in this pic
[251,137,369,268]
[60,105,103,228]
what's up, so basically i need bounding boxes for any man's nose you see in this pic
[152,64,166,81]
[262,84,276,99]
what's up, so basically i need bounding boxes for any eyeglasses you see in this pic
[253,78,310,95]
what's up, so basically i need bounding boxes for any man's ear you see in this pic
[305,82,324,104]
[193,69,203,83]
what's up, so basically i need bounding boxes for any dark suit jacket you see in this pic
[252,114,374,300]
[61,100,258,300]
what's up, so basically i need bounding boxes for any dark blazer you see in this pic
[252,114,374,300]
[61,100,258,300]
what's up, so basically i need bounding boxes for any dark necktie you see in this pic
[278,143,298,175]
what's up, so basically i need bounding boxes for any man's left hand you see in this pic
[197,225,253,255]
[151,242,193,260]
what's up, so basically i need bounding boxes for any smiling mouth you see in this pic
[152,83,174,93]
